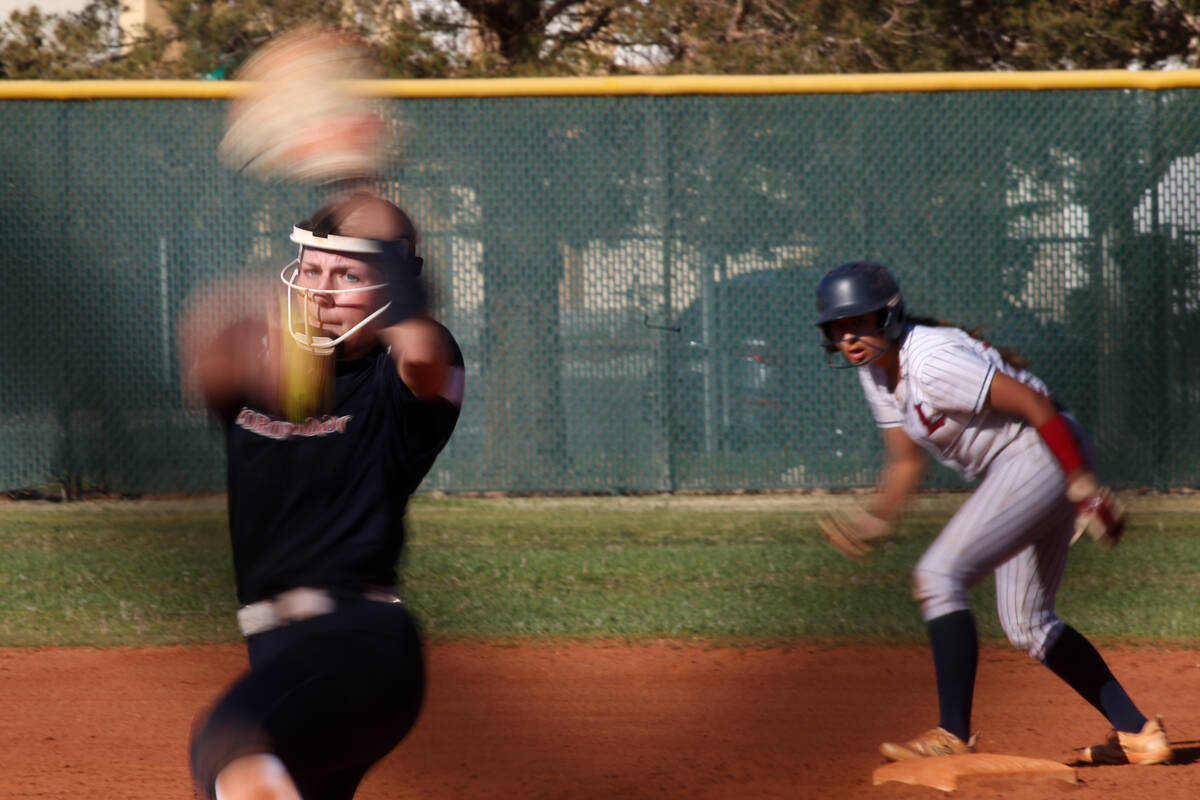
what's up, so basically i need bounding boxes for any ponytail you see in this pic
[906,315,1030,371]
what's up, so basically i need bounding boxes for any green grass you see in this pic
[1,493,1199,646]
[0,502,237,645]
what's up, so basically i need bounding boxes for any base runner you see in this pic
[813,260,1170,766]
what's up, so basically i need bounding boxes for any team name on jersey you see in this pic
[235,408,353,441]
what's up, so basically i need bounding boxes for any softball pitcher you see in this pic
[180,191,464,800]
[814,260,1170,766]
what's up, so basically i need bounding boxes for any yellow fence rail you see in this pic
[6,70,1200,100]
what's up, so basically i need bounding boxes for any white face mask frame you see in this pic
[280,226,392,355]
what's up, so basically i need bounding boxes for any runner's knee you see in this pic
[912,565,970,621]
[1000,614,1061,660]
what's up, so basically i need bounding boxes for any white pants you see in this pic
[913,428,1075,661]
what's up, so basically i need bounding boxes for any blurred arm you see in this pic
[377,316,452,400]
[190,319,270,411]
[177,272,276,413]
[866,426,928,524]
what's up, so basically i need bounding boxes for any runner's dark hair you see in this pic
[905,314,1030,370]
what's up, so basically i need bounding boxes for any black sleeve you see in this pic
[384,324,464,491]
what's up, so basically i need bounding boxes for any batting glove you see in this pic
[819,509,891,562]
[1067,473,1125,550]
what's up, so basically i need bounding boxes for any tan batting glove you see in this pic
[1067,473,1126,550]
[819,509,891,562]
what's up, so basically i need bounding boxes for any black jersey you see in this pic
[220,332,463,605]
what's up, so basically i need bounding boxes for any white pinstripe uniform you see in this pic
[858,323,1078,660]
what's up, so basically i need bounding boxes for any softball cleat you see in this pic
[879,726,977,761]
[1079,717,1171,765]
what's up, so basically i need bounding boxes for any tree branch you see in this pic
[547,5,613,55]
[724,0,747,42]
[541,0,586,27]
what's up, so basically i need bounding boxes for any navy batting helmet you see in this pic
[814,261,907,354]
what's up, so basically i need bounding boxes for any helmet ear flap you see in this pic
[819,323,837,353]
[882,296,907,340]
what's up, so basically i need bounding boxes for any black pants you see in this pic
[190,599,425,800]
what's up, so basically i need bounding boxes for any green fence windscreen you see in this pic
[3,89,1199,494]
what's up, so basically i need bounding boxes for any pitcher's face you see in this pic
[288,247,389,358]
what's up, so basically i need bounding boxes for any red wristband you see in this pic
[1036,413,1086,475]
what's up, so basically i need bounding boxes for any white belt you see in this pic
[236,586,400,637]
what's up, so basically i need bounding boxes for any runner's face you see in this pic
[827,313,889,366]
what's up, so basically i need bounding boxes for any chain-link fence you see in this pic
[3,80,1200,494]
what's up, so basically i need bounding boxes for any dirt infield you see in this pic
[2,641,1198,799]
